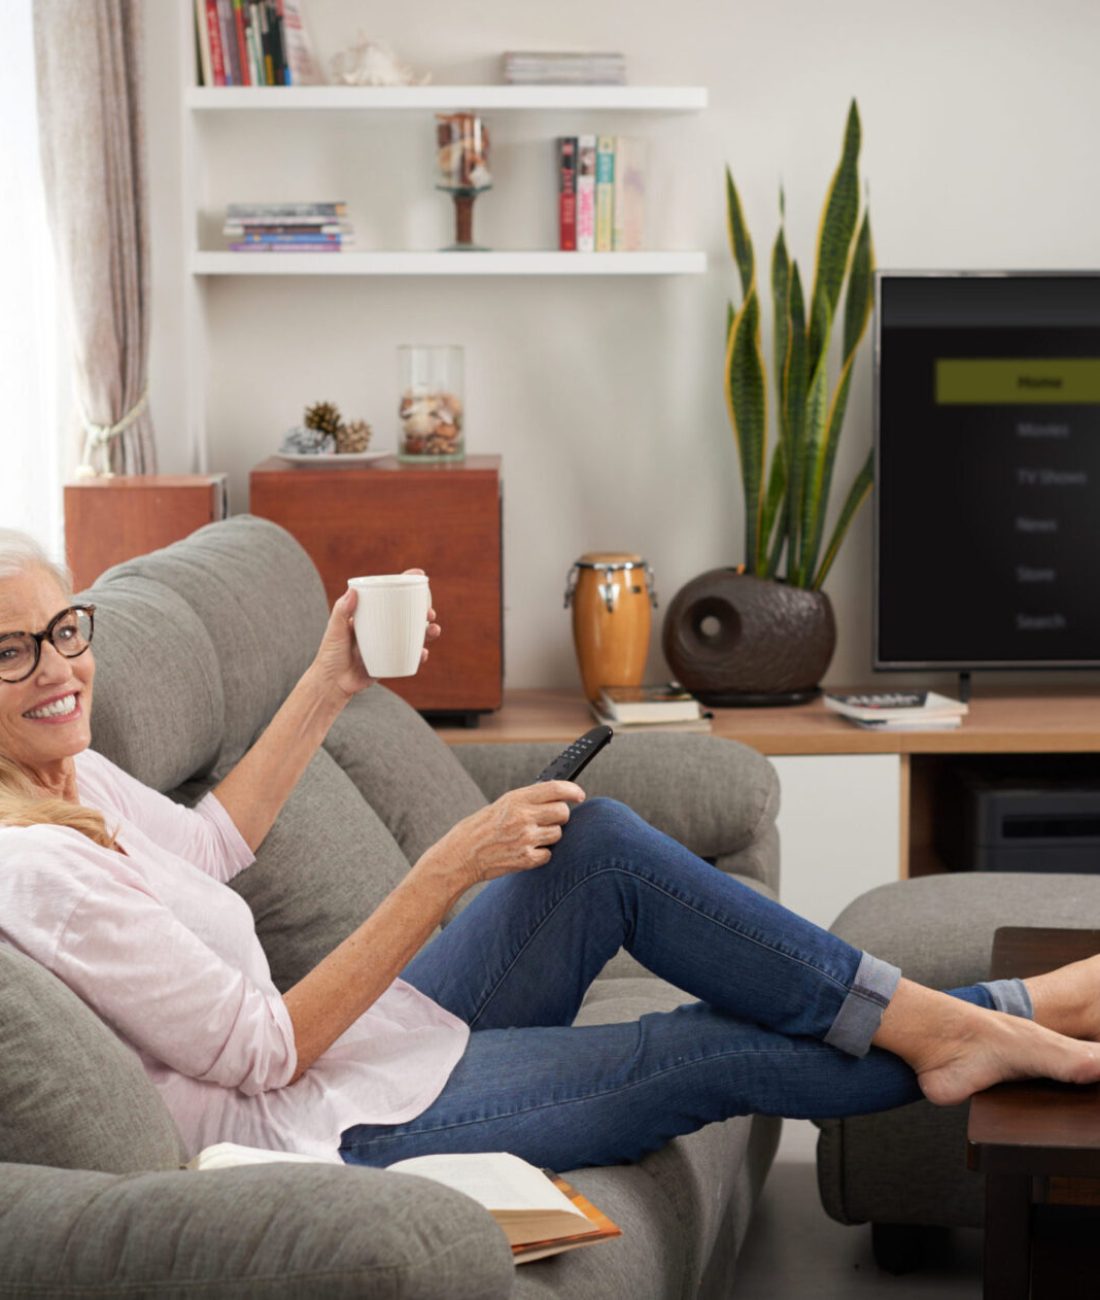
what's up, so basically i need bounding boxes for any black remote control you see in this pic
[534,725,614,783]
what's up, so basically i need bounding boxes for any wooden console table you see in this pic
[969,927,1100,1299]
[437,687,1100,882]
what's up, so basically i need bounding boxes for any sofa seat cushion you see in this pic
[512,1114,776,1299]
[324,685,487,865]
[0,946,182,1173]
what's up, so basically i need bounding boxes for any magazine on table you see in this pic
[824,690,968,729]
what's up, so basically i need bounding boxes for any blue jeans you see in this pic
[339,798,1030,1171]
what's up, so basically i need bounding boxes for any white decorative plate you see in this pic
[274,450,395,465]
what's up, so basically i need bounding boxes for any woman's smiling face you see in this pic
[0,566,94,785]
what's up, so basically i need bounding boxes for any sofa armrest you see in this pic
[0,1161,513,1299]
[453,734,779,890]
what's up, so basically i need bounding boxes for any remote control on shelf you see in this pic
[534,725,614,783]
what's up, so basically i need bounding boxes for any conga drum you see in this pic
[564,553,657,702]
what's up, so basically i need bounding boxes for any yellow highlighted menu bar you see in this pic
[936,358,1100,405]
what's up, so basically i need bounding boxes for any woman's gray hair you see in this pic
[0,529,72,591]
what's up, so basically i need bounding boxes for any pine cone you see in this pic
[304,400,343,437]
[336,419,372,453]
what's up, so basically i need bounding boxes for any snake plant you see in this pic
[724,99,874,591]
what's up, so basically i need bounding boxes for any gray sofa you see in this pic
[816,871,1100,1271]
[0,515,783,1298]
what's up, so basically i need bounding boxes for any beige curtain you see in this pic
[34,0,156,476]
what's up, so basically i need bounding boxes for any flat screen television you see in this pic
[875,271,1100,671]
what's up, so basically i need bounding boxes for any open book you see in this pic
[187,1144,621,1265]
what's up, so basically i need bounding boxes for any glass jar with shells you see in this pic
[398,345,465,462]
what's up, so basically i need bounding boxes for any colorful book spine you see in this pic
[225,224,349,235]
[232,232,344,243]
[612,137,647,252]
[558,138,578,252]
[260,2,275,86]
[247,3,264,84]
[216,0,237,84]
[595,136,615,252]
[623,139,647,252]
[195,0,213,85]
[229,241,341,252]
[205,0,226,85]
[576,135,597,253]
[273,0,291,83]
[226,201,348,219]
[232,0,251,85]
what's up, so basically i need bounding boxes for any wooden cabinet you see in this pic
[64,475,227,593]
[250,455,502,719]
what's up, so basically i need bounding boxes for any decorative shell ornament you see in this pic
[304,400,343,437]
[329,34,432,87]
[336,419,373,454]
[280,425,336,455]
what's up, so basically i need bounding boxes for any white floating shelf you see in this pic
[186,85,708,112]
[192,251,707,277]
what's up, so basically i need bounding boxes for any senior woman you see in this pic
[2,529,1100,1172]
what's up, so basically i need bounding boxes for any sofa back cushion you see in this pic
[0,945,182,1173]
[95,515,330,779]
[324,686,487,865]
[225,748,416,990]
[77,576,224,792]
[85,515,488,983]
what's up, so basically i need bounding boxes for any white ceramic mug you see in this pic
[348,574,432,678]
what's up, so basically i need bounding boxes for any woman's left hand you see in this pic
[311,570,442,702]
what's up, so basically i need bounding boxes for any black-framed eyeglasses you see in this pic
[0,605,96,684]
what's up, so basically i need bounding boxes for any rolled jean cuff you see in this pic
[980,977,1034,1019]
[823,952,902,1058]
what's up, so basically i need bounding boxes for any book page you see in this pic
[188,1141,337,1170]
[385,1151,586,1219]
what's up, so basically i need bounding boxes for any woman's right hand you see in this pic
[414,781,586,894]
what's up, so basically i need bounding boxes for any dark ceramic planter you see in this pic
[661,569,836,706]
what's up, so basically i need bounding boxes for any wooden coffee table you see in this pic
[968,927,1100,1299]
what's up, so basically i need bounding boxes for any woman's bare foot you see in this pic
[872,979,1100,1107]
[1024,952,1100,1041]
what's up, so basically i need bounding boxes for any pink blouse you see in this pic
[0,748,469,1163]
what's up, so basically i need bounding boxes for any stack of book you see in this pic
[824,691,969,731]
[195,0,321,87]
[503,51,627,85]
[591,684,712,733]
[223,202,353,252]
[558,136,646,252]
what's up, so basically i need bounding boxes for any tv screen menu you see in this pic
[876,274,1100,666]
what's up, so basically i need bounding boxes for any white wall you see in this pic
[144,0,1100,691]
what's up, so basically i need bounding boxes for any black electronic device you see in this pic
[875,272,1100,674]
[534,725,613,783]
[935,764,1100,873]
